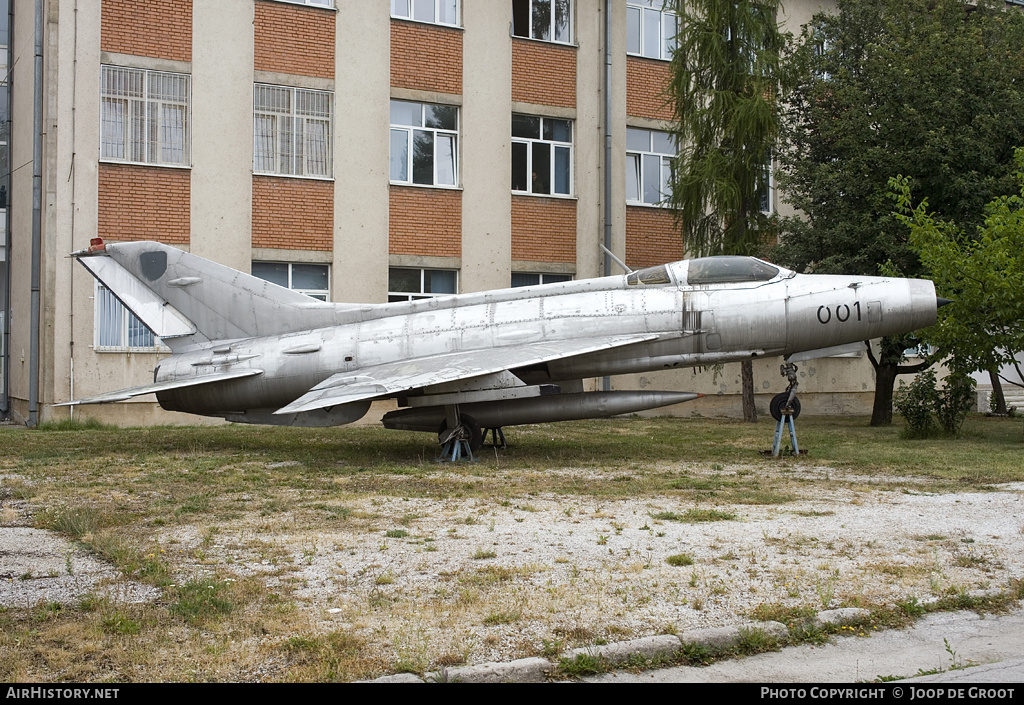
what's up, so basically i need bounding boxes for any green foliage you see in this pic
[935,374,977,436]
[776,0,1024,275]
[894,370,977,438]
[169,579,234,625]
[650,508,737,523]
[40,505,104,538]
[736,626,780,654]
[668,0,790,257]
[34,417,117,432]
[893,371,940,438]
[893,150,1024,393]
[665,553,695,567]
[557,652,605,677]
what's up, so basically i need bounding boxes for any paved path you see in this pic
[583,608,1024,683]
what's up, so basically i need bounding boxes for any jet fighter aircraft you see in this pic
[62,239,941,452]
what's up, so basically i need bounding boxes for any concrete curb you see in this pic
[359,620,789,683]
[814,608,871,627]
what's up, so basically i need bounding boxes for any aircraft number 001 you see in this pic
[817,302,861,325]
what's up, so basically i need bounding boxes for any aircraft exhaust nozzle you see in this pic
[382,390,702,432]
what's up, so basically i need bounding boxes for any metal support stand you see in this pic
[771,362,801,457]
[772,413,799,457]
[437,405,475,462]
[484,427,506,449]
[438,436,474,462]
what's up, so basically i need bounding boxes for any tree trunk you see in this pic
[870,362,898,426]
[865,336,939,427]
[988,367,1007,415]
[741,359,758,423]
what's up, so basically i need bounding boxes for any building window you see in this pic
[626,127,675,205]
[626,0,677,61]
[511,272,572,287]
[512,0,572,44]
[254,84,334,178]
[94,284,167,352]
[388,268,457,302]
[512,114,572,196]
[252,262,331,300]
[391,0,459,26]
[100,66,191,167]
[390,100,459,187]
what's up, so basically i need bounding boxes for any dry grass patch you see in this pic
[2,415,1023,681]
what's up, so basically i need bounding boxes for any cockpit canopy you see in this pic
[626,256,790,288]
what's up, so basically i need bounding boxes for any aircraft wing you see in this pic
[275,333,670,415]
[55,369,263,406]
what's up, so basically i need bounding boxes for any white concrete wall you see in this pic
[191,0,254,273]
[460,3,513,293]
[334,2,390,304]
[575,0,608,281]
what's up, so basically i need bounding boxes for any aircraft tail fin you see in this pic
[74,240,345,350]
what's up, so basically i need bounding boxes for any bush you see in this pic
[894,369,977,438]
[894,370,939,438]
[935,373,976,435]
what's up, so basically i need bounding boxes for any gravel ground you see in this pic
[3,462,1022,670]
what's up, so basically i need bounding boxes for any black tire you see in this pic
[437,414,484,452]
[770,392,801,421]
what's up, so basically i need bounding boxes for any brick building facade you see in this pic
[4,0,838,425]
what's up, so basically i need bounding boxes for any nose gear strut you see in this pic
[771,362,801,456]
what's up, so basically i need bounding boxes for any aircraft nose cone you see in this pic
[937,297,954,309]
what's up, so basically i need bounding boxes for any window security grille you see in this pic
[100,66,190,167]
[254,84,334,178]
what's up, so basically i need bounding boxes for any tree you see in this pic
[667,0,790,422]
[772,0,1024,425]
[893,148,1024,392]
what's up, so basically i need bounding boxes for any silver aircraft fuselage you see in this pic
[65,242,939,440]
[152,259,933,415]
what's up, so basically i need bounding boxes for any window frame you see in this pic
[625,126,675,206]
[254,84,335,179]
[93,283,169,353]
[387,267,459,302]
[511,272,573,287]
[512,0,573,45]
[100,65,191,168]
[251,261,331,301]
[390,0,460,27]
[389,100,460,188]
[512,114,574,197]
[626,0,677,61]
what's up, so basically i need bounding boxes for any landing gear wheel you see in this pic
[770,392,801,422]
[438,413,484,453]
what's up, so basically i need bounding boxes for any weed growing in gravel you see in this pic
[169,578,235,625]
[650,509,737,523]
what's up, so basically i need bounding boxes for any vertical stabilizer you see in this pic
[74,241,343,350]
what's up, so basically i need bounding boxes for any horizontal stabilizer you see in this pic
[275,333,668,415]
[55,369,263,406]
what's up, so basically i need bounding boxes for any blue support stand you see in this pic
[772,413,799,457]
[438,437,474,462]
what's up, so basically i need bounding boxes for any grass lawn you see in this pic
[1,414,1021,681]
